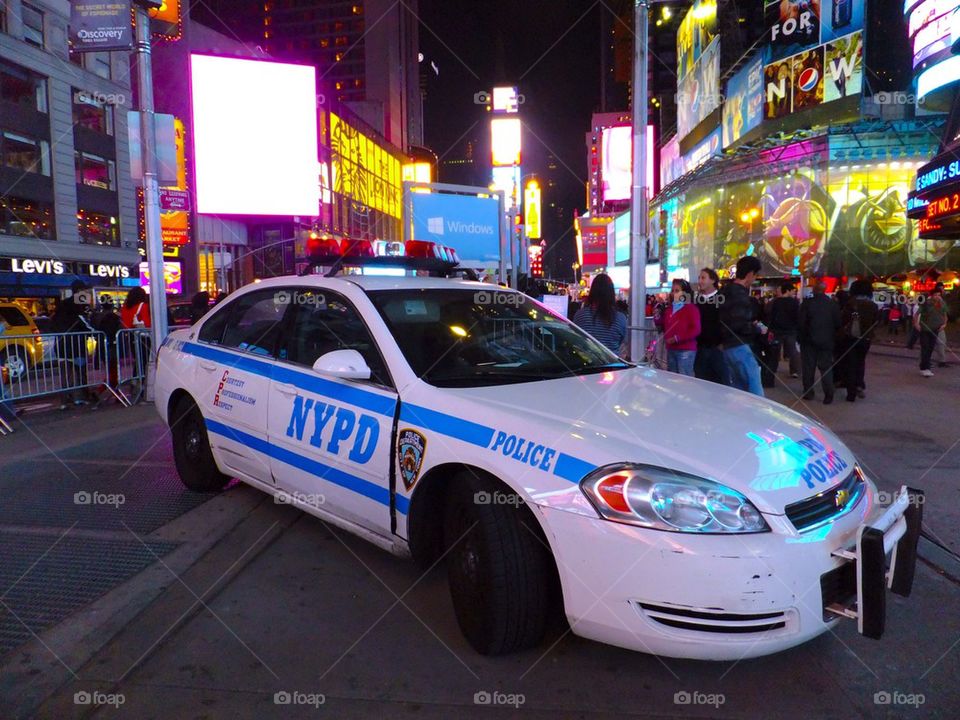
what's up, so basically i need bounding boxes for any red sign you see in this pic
[159,188,190,211]
[582,227,608,267]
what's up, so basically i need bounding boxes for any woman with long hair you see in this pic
[573,273,628,354]
[120,286,151,329]
[655,278,701,376]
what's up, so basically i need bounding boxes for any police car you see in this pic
[155,250,923,660]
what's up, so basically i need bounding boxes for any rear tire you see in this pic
[171,397,231,492]
[444,473,553,655]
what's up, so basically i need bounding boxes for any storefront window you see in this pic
[72,91,113,135]
[22,4,44,48]
[0,196,54,239]
[77,209,119,246]
[74,151,115,190]
[89,53,111,80]
[0,61,47,113]
[1,132,50,175]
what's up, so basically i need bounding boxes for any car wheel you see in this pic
[444,473,552,655]
[0,346,28,381]
[171,397,231,492]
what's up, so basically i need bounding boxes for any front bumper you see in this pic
[537,485,922,661]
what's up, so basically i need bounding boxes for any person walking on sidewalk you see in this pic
[930,283,949,367]
[694,268,729,385]
[656,278,701,376]
[769,281,801,378]
[837,279,879,402]
[719,256,764,396]
[799,281,841,404]
[916,284,947,377]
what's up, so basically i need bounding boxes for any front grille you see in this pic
[785,469,865,532]
[637,602,788,634]
[820,562,857,622]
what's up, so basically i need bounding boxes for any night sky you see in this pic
[418,0,608,279]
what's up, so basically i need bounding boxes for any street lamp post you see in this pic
[134,1,168,401]
[629,0,651,362]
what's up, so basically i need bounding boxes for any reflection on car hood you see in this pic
[446,366,855,514]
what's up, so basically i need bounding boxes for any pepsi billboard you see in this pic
[409,193,502,267]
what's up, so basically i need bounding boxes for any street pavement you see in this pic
[0,348,958,719]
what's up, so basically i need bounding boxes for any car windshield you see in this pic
[367,288,631,387]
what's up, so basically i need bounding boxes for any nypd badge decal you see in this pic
[398,429,427,491]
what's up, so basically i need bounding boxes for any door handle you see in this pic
[275,383,298,397]
[199,362,217,372]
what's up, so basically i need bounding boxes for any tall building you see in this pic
[194,0,422,153]
[0,0,139,311]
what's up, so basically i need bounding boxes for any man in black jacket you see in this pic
[719,256,764,396]
[694,267,729,385]
[798,282,841,404]
[768,281,801,377]
[838,279,879,402]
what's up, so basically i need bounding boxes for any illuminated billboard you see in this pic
[907,1,960,108]
[491,118,522,166]
[524,182,541,239]
[409,192,502,266]
[329,112,403,219]
[190,55,319,215]
[600,125,654,202]
[139,261,183,294]
[677,0,718,79]
[491,166,520,210]
[764,32,862,119]
[723,52,765,148]
[677,37,720,139]
[492,86,520,114]
[766,0,820,61]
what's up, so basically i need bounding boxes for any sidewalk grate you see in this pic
[0,534,177,657]
[0,466,224,534]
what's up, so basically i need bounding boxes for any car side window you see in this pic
[218,289,289,357]
[279,289,391,387]
[197,303,231,345]
[0,307,28,327]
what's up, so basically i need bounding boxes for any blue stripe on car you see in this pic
[180,341,596,486]
[206,418,409,515]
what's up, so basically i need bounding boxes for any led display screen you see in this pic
[190,55,320,215]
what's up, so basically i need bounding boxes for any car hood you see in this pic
[445,366,855,515]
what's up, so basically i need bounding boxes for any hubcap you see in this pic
[2,354,25,379]
[185,422,202,460]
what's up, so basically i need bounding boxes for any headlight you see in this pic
[579,463,769,534]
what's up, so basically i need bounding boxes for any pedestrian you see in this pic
[930,283,949,367]
[121,287,152,383]
[916,284,946,377]
[768,281,801,378]
[121,286,151,329]
[798,281,841,404]
[904,297,919,348]
[719,256,764,396]
[190,291,211,325]
[93,297,123,391]
[693,268,730,385]
[837,279,879,402]
[51,280,96,409]
[655,278,700,376]
[573,273,628,355]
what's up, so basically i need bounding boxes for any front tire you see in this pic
[171,397,231,492]
[0,345,29,380]
[444,473,553,655]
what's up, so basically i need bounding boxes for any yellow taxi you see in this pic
[0,302,43,380]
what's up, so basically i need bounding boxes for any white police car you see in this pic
[155,269,922,660]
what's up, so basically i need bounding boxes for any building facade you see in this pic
[0,0,139,312]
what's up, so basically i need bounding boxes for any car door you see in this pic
[193,288,290,483]
[267,287,398,534]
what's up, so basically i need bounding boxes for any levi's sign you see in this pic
[7,259,131,278]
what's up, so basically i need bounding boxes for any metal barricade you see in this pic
[0,331,126,411]
[114,328,152,406]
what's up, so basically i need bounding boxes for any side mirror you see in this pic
[311,349,371,380]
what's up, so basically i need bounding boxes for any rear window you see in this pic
[0,306,29,328]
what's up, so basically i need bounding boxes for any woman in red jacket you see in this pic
[655,278,701,376]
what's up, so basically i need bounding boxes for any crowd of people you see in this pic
[573,255,952,403]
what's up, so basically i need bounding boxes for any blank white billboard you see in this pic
[190,54,320,215]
